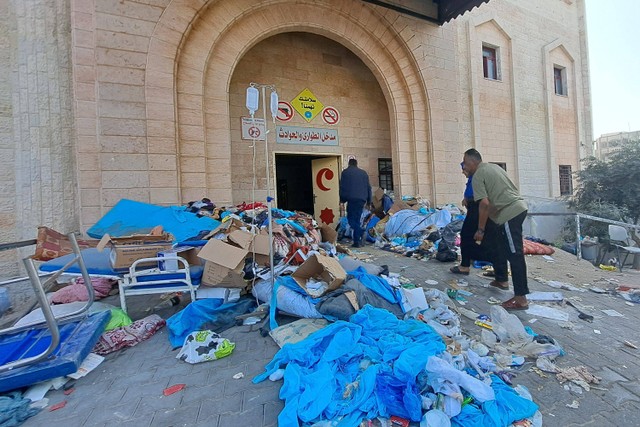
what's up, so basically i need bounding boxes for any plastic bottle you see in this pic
[153,295,180,311]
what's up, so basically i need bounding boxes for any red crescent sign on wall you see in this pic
[315,167,334,191]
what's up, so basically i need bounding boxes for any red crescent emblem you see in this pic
[315,168,334,191]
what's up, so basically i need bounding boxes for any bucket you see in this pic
[581,242,598,261]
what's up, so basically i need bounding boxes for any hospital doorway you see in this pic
[275,154,341,227]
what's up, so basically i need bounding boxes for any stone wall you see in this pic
[0,0,77,278]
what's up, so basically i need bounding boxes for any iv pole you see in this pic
[247,83,278,326]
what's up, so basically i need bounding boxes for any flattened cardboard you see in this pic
[227,230,253,250]
[250,234,272,265]
[320,225,337,244]
[292,254,346,297]
[387,200,411,216]
[198,239,247,288]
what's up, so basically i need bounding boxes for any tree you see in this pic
[571,139,640,246]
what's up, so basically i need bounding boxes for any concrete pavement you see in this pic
[18,246,640,426]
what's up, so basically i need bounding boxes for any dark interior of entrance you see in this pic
[275,154,323,215]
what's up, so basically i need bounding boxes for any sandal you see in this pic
[489,280,510,290]
[501,298,529,311]
[449,266,470,275]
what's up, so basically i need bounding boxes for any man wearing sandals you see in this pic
[461,149,530,310]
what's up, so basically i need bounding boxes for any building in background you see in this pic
[0,0,592,274]
[594,130,640,161]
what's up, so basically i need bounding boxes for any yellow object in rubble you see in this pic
[599,264,617,272]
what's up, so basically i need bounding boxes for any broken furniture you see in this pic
[0,234,110,392]
[608,225,640,271]
[119,256,198,314]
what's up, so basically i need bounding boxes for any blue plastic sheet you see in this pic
[451,375,538,427]
[254,305,446,426]
[347,267,403,306]
[166,298,255,348]
[86,199,220,242]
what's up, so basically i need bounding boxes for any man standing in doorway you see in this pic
[339,158,372,248]
[462,148,530,310]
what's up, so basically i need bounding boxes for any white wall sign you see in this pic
[241,117,266,141]
[275,125,339,146]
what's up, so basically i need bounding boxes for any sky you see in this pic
[585,0,640,138]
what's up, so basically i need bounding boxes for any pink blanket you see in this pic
[93,314,166,355]
[51,277,115,304]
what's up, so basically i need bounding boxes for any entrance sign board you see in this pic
[275,125,338,146]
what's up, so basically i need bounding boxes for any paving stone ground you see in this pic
[17,245,640,426]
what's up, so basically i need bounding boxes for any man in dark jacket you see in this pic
[339,158,372,248]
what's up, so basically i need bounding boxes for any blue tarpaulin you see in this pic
[86,199,220,243]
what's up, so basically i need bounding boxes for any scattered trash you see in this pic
[63,388,74,396]
[565,301,594,322]
[599,264,616,272]
[542,255,554,262]
[545,281,585,292]
[593,329,601,334]
[566,400,580,409]
[536,356,559,373]
[487,297,502,305]
[589,287,607,294]
[526,292,563,302]
[556,366,601,392]
[67,353,104,380]
[48,401,67,412]
[232,372,245,379]
[424,279,438,286]
[163,384,186,396]
[601,309,623,317]
[558,322,575,330]
[528,318,538,324]
[525,305,569,322]
[623,341,638,349]
[563,383,583,395]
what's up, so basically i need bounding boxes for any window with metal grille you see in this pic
[559,165,573,195]
[554,66,567,96]
[482,45,500,80]
[378,158,393,191]
[490,162,507,171]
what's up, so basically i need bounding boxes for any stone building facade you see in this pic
[594,130,640,161]
[0,0,592,275]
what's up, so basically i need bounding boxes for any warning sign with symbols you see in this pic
[240,117,266,141]
[291,88,324,123]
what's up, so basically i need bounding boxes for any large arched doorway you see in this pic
[228,32,393,212]
[144,0,434,204]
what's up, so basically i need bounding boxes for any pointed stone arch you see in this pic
[145,0,433,203]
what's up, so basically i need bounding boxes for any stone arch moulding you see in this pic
[466,12,522,186]
[145,0,433,204]
[542,39,579,197]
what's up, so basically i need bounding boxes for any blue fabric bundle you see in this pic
[347,267,403,306]
[254,305,446,426]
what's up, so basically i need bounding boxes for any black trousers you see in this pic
[460,200,491,267]
[487,211,529,296]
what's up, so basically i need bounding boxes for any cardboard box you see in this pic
[197,238,247,288]
[387,200,412,216]
[291,254,346,297]
[250,234,272,265]
[158,246,201,271]
[320,224,338,244]
[96,233,173,271]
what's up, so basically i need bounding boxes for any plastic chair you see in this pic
[608,225,640,271]
[119,256,197,314]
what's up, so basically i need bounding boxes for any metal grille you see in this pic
[559,165,573,196]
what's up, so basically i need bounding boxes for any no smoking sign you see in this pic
[321,106,340,125]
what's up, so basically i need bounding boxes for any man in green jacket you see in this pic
[462,148,530,310]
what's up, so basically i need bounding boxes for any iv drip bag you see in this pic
[270,91,279,119]
[246,86,259,114]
